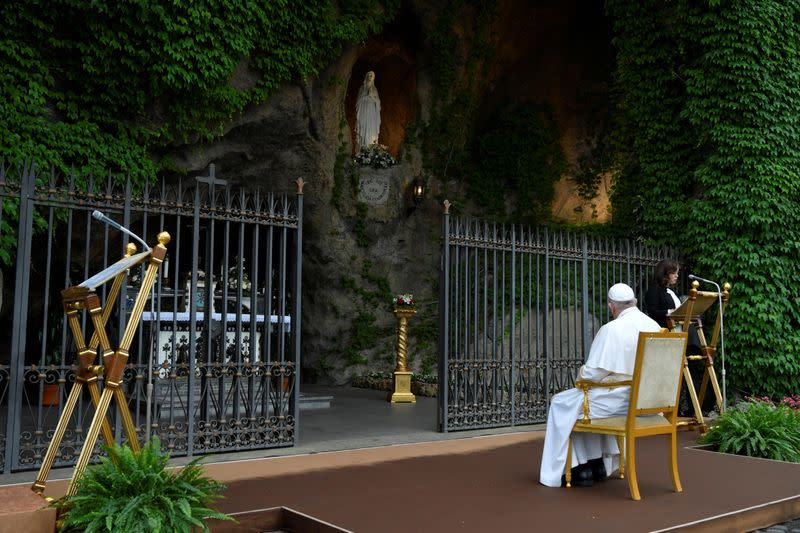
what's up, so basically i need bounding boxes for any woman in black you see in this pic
[644,259,682,328]
[645,258,707,413]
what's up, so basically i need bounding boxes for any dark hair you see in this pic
[653,259,679,288]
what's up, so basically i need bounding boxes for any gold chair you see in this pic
[565,331,688,500]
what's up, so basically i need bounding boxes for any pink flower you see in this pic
[781,395,800,409]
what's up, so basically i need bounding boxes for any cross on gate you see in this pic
[195,163,228,189]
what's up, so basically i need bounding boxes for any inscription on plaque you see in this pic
[358,175,390,205]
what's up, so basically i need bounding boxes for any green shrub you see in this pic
[57,436,231,533]
[698,400,800,462]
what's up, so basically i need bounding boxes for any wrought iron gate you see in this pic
[0,162,303,473]
[437,207,675,431]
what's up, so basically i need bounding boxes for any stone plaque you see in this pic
[358,175,390,205]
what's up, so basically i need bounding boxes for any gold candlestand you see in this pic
[389,306,416,403]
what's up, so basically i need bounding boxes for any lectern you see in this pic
[31,231,170,497]
[666,279,731,431]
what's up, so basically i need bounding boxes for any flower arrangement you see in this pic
[749,394,800,410]
[394,293,415,307]
[354,143,396,168]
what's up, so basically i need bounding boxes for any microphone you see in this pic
[688,273,716,284]
[92,210,151,251]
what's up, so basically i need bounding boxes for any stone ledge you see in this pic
[299,392,333,410]
[351,376,438,397]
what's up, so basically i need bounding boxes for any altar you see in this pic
[141,311,292,366]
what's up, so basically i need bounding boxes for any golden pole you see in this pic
[31,377,82,496]
[388,306,416,403]
[66,387,114,496]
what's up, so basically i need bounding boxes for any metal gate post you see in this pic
[581,234,590,356]
[437,201,451,432]
[116,177,132,441]
[292,179,304,442]
[510,225,516,426]
[626,239,632,285]
[7,163,35,472]
[543,226,550,406]
[187,180,200,457]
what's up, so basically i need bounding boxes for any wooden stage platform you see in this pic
[13,430,800,532]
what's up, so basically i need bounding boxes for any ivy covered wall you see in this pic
[0,0,399,179]
[607,0,800,397]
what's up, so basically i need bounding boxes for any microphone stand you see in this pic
[689,274,726,410]
[92,210,151,251]
[145,283,156,443]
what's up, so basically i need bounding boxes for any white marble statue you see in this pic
[355,71,381,150]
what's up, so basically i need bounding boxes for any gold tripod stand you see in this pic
[31,231,169,497]
[666,279,731,432]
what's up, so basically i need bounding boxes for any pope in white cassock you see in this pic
[539,283,661,488]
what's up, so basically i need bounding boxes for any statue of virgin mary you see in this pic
[355,71,381,150]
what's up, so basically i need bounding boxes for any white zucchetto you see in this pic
[608,283,635,302]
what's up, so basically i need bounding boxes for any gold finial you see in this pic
[157,231,171,246]
[691,280,700,290]
[443,199,451,215]
[125,243,137,256]
[296,177,305,195]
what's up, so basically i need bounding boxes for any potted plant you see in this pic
[41,375,60,407]
[698,397,800,462]
[39,309,64,406]
[55,436,232,532]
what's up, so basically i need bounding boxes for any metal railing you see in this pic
[0,162,303,473]
[437,207,676,432]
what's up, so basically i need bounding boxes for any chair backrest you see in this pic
[630,331,688,413]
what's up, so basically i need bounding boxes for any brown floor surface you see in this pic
[188,431,800,533]
[39,431,800,532]
[0,486,56,533]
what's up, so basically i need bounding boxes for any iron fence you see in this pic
[0,162,303,473]
[437,208,677,431]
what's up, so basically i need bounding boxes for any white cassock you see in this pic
[539,306,661,487]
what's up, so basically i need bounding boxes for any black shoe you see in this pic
[588,458,607,482]
[561,464,594,487]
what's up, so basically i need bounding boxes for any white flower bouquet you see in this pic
[354,143,397,169]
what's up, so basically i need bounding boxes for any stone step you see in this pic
[299,393,333,410]
[143,386,332,418]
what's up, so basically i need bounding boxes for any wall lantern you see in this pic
[411,177,425,207]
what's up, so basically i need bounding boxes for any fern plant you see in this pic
[57,436,232,533]
[698,400,800,462]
